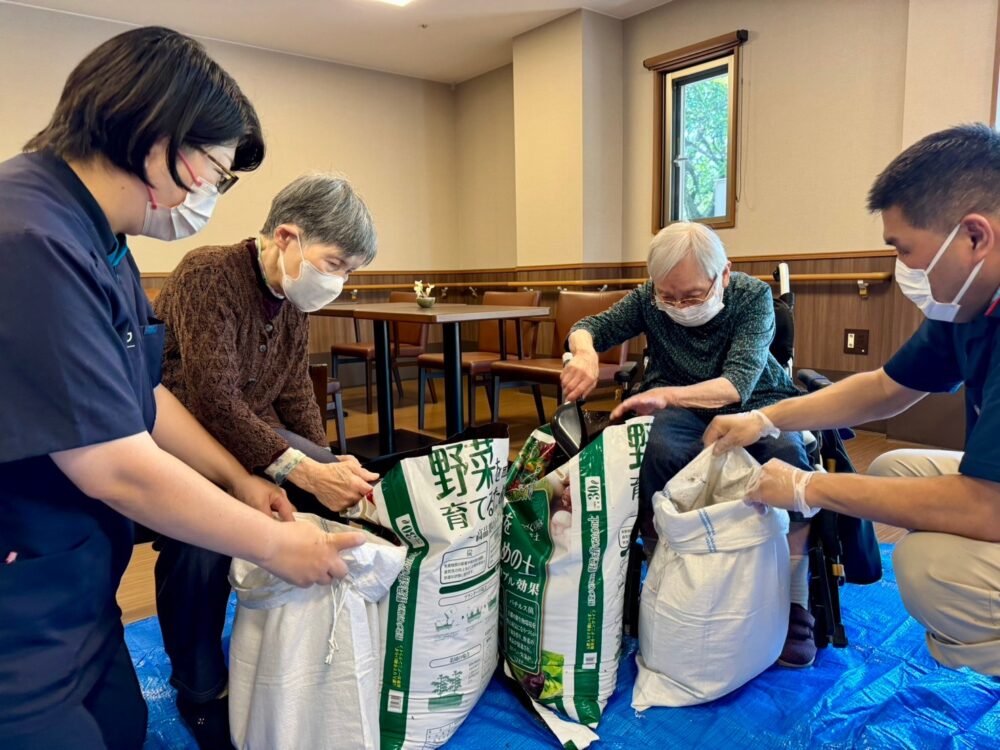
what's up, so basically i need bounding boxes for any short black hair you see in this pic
[25,26,264,189]
[867,123,1000,232]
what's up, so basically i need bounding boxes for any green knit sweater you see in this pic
[570,273,799,416]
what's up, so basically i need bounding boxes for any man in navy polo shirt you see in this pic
[705,123,1000,676]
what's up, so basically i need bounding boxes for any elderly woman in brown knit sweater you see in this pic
[151,174,378,748]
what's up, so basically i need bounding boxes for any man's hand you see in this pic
[703,410,779,454]
[745,458,818,517]
[610,387,671,421]
[231,474,296,521]
[561,351,600,403]
[289,456,380,512]
[263,522,366,585]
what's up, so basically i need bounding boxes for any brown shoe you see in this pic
[777,603,817,668]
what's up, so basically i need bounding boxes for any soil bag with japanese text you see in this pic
[500,417,652,748]
[348,425,510,750]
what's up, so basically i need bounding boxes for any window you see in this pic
[645,30,747,232]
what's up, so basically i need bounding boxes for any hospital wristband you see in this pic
[265,448,307,486]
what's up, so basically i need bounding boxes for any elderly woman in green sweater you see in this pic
[561,221,816,668]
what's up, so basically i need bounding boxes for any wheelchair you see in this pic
[551,263,882,649]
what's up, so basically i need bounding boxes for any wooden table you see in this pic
[313,302,549,456]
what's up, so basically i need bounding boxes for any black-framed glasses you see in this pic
[200,149,239,194]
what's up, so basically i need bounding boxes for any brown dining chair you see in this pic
[415,290,542,429]
[308,363,347,453]
[330,290,437,413]
[489,290,632,424]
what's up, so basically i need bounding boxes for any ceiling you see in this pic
[8,0,672,83]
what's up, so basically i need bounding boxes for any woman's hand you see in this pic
[288,456,380,512]
[610,387,672,420]
[231,474,296,521]
[262,522,366,585]
[561,351,600,402]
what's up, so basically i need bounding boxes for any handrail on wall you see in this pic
[143,269,893,302]
[335,271,892,300]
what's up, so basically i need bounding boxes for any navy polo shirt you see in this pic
[884,298,1000,483]
[0,152,162,728]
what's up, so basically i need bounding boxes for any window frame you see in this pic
[644,30,748,233]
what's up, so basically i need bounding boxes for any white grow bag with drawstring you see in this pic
[228,514,406,750]
[633,446,791,709]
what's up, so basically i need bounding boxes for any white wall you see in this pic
[455,65,517,270]
[3,0,996,275]
[513,11,585,267]
[0,2,459,273]
[901,0,999,147]
[622,0,911,261]
[582,11,625,264]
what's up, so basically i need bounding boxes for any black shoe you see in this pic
[777,603,817,668]
[176,694,236,750]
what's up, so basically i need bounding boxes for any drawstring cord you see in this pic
[325,582,351,665]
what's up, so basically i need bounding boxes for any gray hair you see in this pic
[261,173,377,265]
[647,222,728,281]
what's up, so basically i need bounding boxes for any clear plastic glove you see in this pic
[744,458,819,518]
[704,409,780,454]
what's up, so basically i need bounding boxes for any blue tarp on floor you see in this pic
[127,545,999,749]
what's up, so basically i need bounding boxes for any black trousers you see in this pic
[0,637,147,750]
[154,429,339,703]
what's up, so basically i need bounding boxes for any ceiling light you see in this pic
[372,0,414,6]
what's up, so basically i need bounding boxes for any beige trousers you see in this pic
[868,450,1000,676]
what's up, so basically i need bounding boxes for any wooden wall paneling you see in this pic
[147,252,915,374]
[143,251,972,448]
[730,255,899,374]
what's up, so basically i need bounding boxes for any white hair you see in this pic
[646,222,728,282]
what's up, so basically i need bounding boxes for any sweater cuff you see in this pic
[265,448,307,485]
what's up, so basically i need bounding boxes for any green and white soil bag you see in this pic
[501,417,652,747]
[349,429,509,750]
[632,446,791,710]
[228,514,406,750]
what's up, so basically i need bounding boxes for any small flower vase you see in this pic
[417,296,436,308]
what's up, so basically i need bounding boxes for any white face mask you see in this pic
[280,235,345,312]
[895,223,983,322]
[655,274,725,327]
[140,154,219,241]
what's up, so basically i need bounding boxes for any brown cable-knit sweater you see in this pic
[154,238,327,472]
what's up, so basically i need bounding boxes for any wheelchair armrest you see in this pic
[614,361,638,387]
[797,368,833,392]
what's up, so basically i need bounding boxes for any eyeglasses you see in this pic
[199,149,239,194]
[653,276,718,308]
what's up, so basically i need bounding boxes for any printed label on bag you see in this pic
[379,433,509,750]
[501,485,558,698]
[440,542,489,585]
[584,476,603,512]
[501,417,653,734]
[387,690,405,714]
